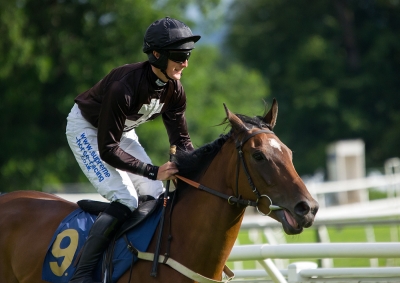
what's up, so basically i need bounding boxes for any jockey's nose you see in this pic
[181,59,189,67]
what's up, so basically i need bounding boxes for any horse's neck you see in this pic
[171,142,245,279]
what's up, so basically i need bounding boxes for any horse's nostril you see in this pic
[294,201,310,216]
[312,205,319,216]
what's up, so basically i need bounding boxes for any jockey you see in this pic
[65,17,200,283]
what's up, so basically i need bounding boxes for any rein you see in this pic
[175,175,257,207]
[137,129,283,283]
[176,128,283,216]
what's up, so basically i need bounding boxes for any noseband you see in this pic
[176,128,283,216]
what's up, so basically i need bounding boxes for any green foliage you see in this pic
[2,0,399,192]
[0,0,271,192]
[225,0,400,176]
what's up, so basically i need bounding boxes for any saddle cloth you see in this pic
[42,201,162,283]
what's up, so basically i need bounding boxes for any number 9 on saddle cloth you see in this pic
[42,196,162,283]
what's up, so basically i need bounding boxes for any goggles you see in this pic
[168,51,191,63]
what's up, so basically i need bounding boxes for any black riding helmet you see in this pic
[143,17,201,76]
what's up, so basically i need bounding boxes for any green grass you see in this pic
[228,224,400,269]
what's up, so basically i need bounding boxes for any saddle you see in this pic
[77,195,160,239]
[77,195,163,283]
[42,195,164,283]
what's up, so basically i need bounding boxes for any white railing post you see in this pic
[258,258,287,283]
[287,262,317,283]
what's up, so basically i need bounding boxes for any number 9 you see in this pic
[49,229,79,276]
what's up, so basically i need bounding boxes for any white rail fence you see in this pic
[227,243,400,283]
[225,172,400,283]
[306,171,400,207]
[53,172,400,283]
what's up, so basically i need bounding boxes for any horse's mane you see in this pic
[174,113,270,180]
[174,133,230,179]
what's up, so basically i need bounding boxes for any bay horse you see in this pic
[0,99,318,283]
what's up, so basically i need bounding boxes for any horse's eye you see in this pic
[252,152,264,161]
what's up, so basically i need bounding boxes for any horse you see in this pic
[0,99,318,283]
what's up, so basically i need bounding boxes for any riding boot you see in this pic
[69,202,131,283]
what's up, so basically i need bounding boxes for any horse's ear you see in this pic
[263,98,278,129]
[223,103,247,133]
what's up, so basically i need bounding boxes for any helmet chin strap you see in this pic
[161,68,174,81]
[148,51,175,82]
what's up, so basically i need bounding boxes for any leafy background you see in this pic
[1,0,399,192]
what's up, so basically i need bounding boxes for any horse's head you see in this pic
[224,99,318,235]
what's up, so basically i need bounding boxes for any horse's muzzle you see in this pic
[275,200,319,235]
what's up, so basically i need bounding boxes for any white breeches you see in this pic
[66,104,164,211]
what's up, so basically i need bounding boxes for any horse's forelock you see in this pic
[236,114,271,130]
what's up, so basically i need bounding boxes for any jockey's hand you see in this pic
[157,161,178,181]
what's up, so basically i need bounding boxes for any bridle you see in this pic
[176,128,283,216]
[140,128,283,282]
[234,128,283,215]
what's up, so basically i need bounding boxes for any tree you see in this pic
[224,0,400,177]
[0,0,269,192]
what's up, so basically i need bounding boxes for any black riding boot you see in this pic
[69,202,131,283]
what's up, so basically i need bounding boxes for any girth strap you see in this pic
[125,235,235,283]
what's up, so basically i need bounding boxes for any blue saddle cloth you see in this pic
[42,205,162,283]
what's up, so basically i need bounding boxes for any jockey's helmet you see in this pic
[143,17,201,71]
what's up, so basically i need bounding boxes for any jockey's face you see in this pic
[165,57,189,81]
[151,50,190,82]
